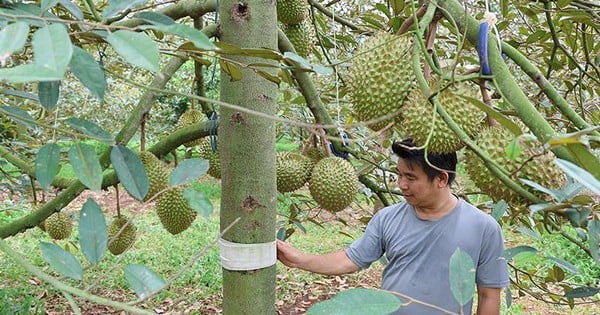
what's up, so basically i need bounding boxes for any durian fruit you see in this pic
[139,151,169,202]
[282,20,314,58]
[107,215,136,255]
[277,0,308,24]
[276,152,314,193]
[176,108,208,147]
[346,32,416,131]
[464,126,565,205]
[198,137,221,179]
[45,212,72,240]
[303,146,327,164]
[156,187,198,235]
[401,80,485,153]
[309,157,358,212]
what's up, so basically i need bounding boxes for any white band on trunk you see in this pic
[218,238,277,271]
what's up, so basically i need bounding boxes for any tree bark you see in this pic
[218,1,278,314]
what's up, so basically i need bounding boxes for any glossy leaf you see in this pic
[503,245,538,260]
[183,186,213,219]
[58,0,84,20]
[449,248,476,306]
[40,241,83,281]
[588,220,600,265]
[68,143,103,192]
[105,30,160,72]
[145,24,215,50]
[0,21,29,56]
[555,159,600,195]
[564,286,599,298]
[41,0,60,12]
[547,256,580,274]
[32,23,72,76]
[79,198,108,265]
[135,12,175,25]
[0,106,36,129]
[490,200,508,221]
[103,0,149,18]
[0,89,39,102]
[110,145,149,201]
[38,81,60,110]
[169,158,208,186]
[219,59,243,81]
[124,264,166,299]
[69,46,106,102]
[65,117,113,142]
[306,288,400,315]
[0,64,64,83]
[35,143,61,191]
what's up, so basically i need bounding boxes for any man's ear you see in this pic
[438,172,449,187]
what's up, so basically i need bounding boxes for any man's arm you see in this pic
[476,286,502,315]
[276,240,360,275]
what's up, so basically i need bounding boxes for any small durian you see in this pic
[176,108,208,147]
[309,157,358,212]
[346,32,416,131]
[139,151,169,201]
[107,215,136,255]
[281,20,315,58]
[45,212,72,240]
[198,137,221,179]
[276,152,314,193]
[277,0,309,24]
[401,80,485,153]
[156,187,198,235]
[303,146,327,164]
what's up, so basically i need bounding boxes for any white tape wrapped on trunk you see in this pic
[218,238,277,271]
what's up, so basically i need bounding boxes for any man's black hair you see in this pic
[391,139,457,185]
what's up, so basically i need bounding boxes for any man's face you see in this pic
[396,158,442,207]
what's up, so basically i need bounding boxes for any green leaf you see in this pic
[41,0,60,12]
[169,158,208,186]
[124,264,166,299]
[587,220,600,266]
[78,198,108,265]
[103,0,149,18]
[0,89,39,102]
[0,21,29,56]
[503,245,538,260]
[547,256,580,274]
[0,64,64,83]
[69,46,106,102]
[134,12,175,25]
[490,200,508,221]
[38,81,60,110]
[461,95,522,136]
[40,241,83,281]
[35,143,61,191]
[219,59,243,81]
[505,137,521,160]
[110,145,149,201]
[105,30,160,72]
[58,0,84,20]
[65,117,113,142]
[564,286,599,298]
[183,186,213,219]
[68,142,103,192]
[449,248,476,306]
[0,106,36,129]
[306,288,401,315]
[33,23,73,76]
[555,159,600,196]
[144,24,215,50]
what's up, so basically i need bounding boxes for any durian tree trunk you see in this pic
[218,1,278,314]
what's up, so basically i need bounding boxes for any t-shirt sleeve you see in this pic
[345,212,385,269]
[476,219,510,288]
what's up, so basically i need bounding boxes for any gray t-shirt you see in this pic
[345,198,509,315]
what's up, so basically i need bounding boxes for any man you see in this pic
[277,139,510,314]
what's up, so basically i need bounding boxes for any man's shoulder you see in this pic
[457,199,501,226]
[375,201,411,217]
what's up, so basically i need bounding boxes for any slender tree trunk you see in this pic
[218,1,278,314]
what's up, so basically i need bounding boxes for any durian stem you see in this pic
[62,291,83,315]
[0,239,154,315]
[410,40,543,204]
[115,184,121,217]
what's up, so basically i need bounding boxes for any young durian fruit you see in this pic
[346,32,416,131]
[276,152,314,193]
[45,212,72,240]
[198,137,221,179]
[277,0,309,24]
[309,157,358,213]
[176,108,208,147]
[107,215,137,255]
[156,187,198,235]
[281,20,315,58]
[401,79,485,154]
[139,151,169,202]
[464,126,565,205]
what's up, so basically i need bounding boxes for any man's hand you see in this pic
[276,240,360,275]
